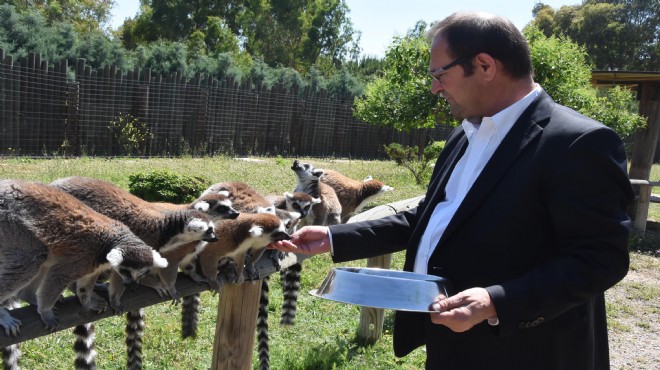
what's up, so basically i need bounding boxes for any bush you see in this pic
[384,140,445,186]
[128,170,210,203]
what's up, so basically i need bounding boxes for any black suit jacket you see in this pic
[329,92,634,370]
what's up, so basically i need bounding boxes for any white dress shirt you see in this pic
[413,85,542,274]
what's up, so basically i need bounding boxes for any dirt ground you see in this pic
[606,232,659,370]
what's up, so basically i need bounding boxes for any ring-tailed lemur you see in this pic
[272,160,344,329]
[292,160,394,222]
[291,160,342,226]
[50,176,220,304]
[185,212,290,290]
[0,179,167,335]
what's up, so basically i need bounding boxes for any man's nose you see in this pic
[431,79,444,95]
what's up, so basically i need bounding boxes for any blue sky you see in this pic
[109,0,581,58]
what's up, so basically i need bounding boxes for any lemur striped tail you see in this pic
[73,323,97,370]
[181,293,201,339]
[257,277,270,370]
[2,345,20,370]
[126,309,145,370]
[280,263,302,326]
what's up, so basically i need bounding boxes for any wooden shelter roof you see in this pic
[591,71,660,87]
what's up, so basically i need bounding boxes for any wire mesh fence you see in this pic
[0,50,453,159]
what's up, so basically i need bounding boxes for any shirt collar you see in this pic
[461,84,543,143]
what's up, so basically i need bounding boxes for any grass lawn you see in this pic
[0,156,657,369]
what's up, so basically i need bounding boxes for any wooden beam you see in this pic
[0,250,298,347]
[347,196,424,344]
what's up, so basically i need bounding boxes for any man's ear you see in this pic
[474,53,497,81]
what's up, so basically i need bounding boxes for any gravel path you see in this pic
[606,252,659,369]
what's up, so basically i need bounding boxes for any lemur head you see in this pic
[291,160,324,180]
[274,208,301,233]
[183,210,218,243]
[191,193,240,221]
[247,213,291,246]
[106,234,169,284]
[284,191,320,218]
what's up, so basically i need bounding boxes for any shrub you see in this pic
[384,140,445,186]
[128,170,210,203]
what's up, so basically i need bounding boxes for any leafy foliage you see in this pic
[384,140,446,186]
[525,26,645,137]
[532,0,659,71]
[353,26,454,131]
[108,113,153,156]
[128,169,210,203]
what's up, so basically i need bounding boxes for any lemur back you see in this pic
[0,180,166,335]
[318,168,394,221]
[202,181,275,214]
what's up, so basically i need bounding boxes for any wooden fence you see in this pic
[0,50,453,158]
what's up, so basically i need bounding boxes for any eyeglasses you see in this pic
[429,56,473,82]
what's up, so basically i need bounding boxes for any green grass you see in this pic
[2,157,657,369]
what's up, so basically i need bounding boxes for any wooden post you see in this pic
[348,196,424,344]
[211,280,262,370]
[357,253,392,344]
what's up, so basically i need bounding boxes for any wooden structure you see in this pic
[591,71,660,233]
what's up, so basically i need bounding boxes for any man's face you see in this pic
[429,36,482,121]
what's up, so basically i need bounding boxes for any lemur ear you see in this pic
[284,192,293,199]
[194,201,210,212]
[217,190,230,197]
[312,197,322,204]
[152,250,168,268]
[312,169,324,177]
[249,225,264,236]
[106,249,123,267]
[257,206,276,214]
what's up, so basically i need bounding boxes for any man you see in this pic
[270,11,633,370]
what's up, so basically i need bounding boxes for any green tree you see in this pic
[353,22,452,131]
[525,26,645,137]
[353,20,644,139]
[1,0,114,33]
[532,0,659,71]
[124,0,357,71]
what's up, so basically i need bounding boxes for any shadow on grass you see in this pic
[278,311,399,370]
[630,228,660,257]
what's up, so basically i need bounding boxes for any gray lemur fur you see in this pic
[0,179,166,335]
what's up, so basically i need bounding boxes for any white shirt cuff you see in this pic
[327,228,335,256]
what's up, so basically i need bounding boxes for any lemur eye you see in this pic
[294,204,301,210]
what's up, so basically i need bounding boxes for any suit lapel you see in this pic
[403,131,468,271]
[437,93,554,247]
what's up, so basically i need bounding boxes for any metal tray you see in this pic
[309,267,452,312]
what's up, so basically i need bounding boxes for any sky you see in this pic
[109,0,582,58]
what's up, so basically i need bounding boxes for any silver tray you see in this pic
[309,267,452,312]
